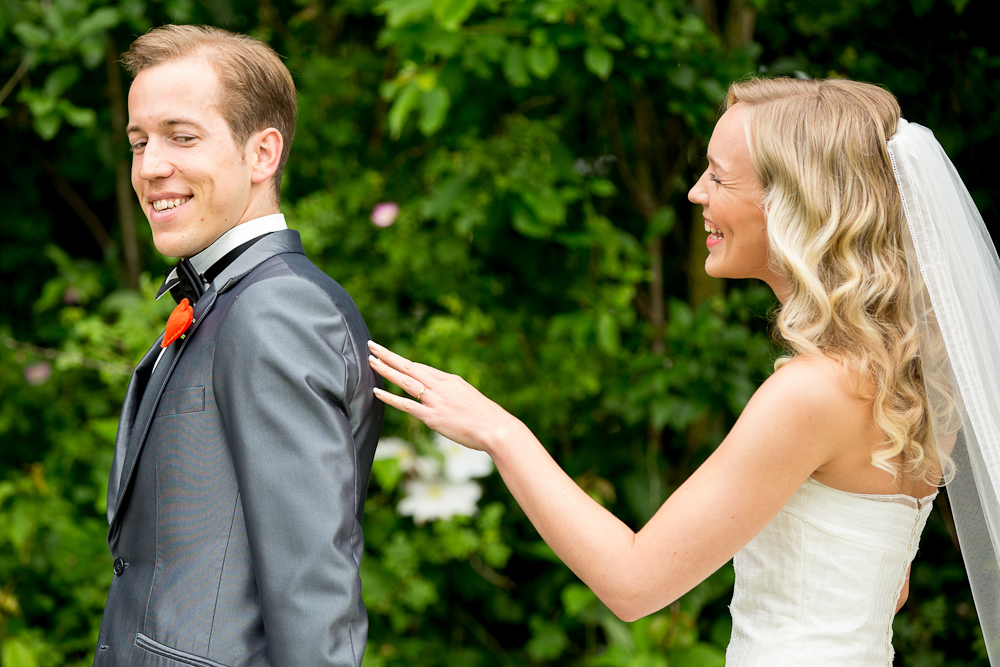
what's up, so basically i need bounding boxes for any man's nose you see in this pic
[137,141,173,181]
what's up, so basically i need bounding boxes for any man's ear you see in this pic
[248,128,283,184]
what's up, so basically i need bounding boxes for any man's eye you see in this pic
[175,135,196,143]
[130,141,146,152]
[709,173,721,184]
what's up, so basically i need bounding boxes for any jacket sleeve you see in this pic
[214,275,370,667]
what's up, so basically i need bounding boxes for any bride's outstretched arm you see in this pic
[368,341,847,621]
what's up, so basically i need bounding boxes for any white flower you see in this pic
[397,478,483,525]
[374,436,412,461]
[375,437,441,478]
[434,433,494,482]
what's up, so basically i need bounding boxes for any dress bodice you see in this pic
[726,477,936,666]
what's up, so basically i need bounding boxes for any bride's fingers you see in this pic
[367,341,434,384]
[367,340,453,385]
[368,355,426,398]
[372,386,427,418]
[412,361,453,383]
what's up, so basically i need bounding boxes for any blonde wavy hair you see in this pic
[727,77,945,485]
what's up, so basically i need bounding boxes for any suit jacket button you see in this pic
[113,558,125,576]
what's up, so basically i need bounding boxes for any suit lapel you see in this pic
[106,339,161,523]
[108,289,218,533]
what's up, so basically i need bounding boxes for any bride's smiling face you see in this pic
[688,105,786,297]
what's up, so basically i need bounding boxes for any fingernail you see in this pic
[368,354,379,364]
[373,387,385,396]
[368,340,383,352]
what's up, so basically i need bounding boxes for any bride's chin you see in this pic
[703,257,727,279]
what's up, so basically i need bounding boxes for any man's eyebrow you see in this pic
[126,118,206,134]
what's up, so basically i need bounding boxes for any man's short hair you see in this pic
[122,25,297,199]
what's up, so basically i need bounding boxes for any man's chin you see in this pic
[151,235,197,260]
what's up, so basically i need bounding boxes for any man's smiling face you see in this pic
[127,56,255,259]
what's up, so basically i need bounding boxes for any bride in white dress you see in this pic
[367,77,1000,665]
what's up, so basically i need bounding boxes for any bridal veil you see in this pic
[889,119,1000,661]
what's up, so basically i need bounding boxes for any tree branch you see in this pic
[107,38,141,289]
[0,56,30,108]
[43,159,113,252]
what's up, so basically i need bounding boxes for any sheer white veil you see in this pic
[888,119,1000,661]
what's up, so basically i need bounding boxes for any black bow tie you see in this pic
[157,258,206,305]
[155,235,271,305]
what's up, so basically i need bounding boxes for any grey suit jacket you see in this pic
[94,230,383,667]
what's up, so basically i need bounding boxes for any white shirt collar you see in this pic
[187,213,288,275]
[161,214,288,291]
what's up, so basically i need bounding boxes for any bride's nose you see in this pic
[688,171,709,205]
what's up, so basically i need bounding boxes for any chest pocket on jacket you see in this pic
[158,386,206,416]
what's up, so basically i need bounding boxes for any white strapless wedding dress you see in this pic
[726,477,936,666]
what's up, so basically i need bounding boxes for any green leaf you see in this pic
[526,616,569,661]
[521,186,565,225]
[512,208,550,238]
[596,310,620,354]
[76,7,120,38]
[667,64,696,91]
[648,207,675,237]
[601,34,626,50]
[588,178,617,197]
[379,80,399,101]
[371,459,404,491]
[432,0,477,30]
[561,583,598,617]
[387,83,421,139]
[584,46,613,80]
[418,87,450,135]
[669,643,726,667]
[617,0,647,23]
[78,35,106,69]
[44,65,81,97]
[503,44,530,87]
[378,0,436,27]
[13,22,50,48]
[526,42,558,79]
[33,113,61,141]
[1,639,39,667]
[60,103,96,129]
[699,78,726,104]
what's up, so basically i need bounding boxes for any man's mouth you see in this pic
[705,220,724,240]
[152,197,192,212]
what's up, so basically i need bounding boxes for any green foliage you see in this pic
[1,0,996,664]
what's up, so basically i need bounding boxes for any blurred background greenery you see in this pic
[1,0,997,664]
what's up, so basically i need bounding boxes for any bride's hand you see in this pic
[367,341,521,454]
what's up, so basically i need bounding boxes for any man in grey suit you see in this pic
[94,25,383,666]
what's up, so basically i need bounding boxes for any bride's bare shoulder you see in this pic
[741,354,872,441]
[757,354,864,406]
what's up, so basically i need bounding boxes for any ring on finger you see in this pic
[416,385,428,402]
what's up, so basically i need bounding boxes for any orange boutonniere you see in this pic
[162,298,194,348]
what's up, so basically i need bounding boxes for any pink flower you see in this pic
[25,362,52,385]
[371,202,400,228]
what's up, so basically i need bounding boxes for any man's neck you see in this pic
[184,213,288,275]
